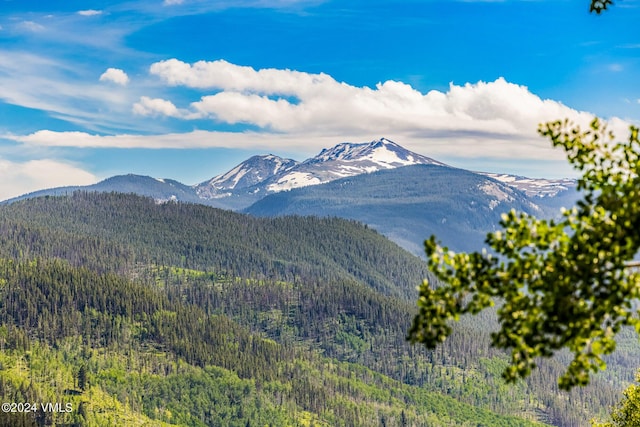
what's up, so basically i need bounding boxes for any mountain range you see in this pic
[8,138,579,254]
[0,142,628,427]
[245,164,544,254]
[191,137,453,209]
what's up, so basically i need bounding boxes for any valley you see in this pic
[0,191,634,426]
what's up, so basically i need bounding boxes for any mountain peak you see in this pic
[195,138,448,201]
[373,137,395,146]
[308,137,445,168]
[196,154,298,198]
[260,138,447,193]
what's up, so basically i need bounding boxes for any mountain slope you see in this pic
[0,257,546,427]
[6,138,579,218]
[0,192,630,426]
[6,174,203,205]
[479,172,577,198]
[261,137,446,193]
[192,138,449,209]
[246,164,543,254]
[195,154,298,197]
[0,192,431,299]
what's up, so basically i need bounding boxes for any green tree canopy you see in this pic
[408,119,640,390]
[593,373,640,426]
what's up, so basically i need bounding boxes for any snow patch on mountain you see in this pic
[479,181,513,201]
[266,172,323,192]
[310,138,445,168]
[195,137,448,198]
[195,154,299,198]
[478,181,515,210]
[479,172,576,198]
[263,138,447,193]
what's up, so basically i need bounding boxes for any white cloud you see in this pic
[147,59,600,139]
[0,158,97,201]
[99,68,130,86]
[9,129,366,152]
[150,59,335,94]
[164,0,185,5]
[0,51,137,133]
[133,96,182,117]
[5,60,635,179]
[77,10,103,16]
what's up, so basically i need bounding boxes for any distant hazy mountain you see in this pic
[10,137,576,209]
[479,172,577,198]
[6,174,203,205]
[10,137,447,210]
[245,164,543,255]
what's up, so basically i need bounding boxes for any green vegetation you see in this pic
[410,120,640,390]
[0,192,633,425]
[0,255,543,427]
[0,192,431,299]
[592,373,640,427]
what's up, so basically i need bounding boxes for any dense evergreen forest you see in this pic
[0,192,635,426]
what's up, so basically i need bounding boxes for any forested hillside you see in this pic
[0,192,431,299]
[0,192,633,426]
[245,164,543,255]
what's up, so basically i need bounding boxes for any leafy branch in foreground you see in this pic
[408,118,640,390]
[589,0,613,14]
[590,0,614,13]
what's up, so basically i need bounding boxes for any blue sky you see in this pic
[0,0,638,199]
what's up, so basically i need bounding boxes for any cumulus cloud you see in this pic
[133,96,182,117]
[6,60,635,178]
[0,158,97,201]
[146,59,599,138]
[150,59,334,94]
[99,68,129,85]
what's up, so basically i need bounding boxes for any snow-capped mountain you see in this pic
[7,137,578,221]
[195,154,299,199]
[5,138,580,254]
[478,172,577,198]
[310,137,446,166]
[264,138,447,193]
[197,138,447,199]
